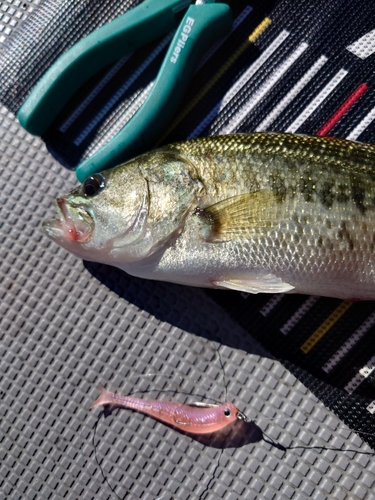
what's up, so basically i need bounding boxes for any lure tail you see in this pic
[91,383,115,408]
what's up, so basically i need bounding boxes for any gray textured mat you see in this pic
[0,0,40,44]
[1,0,375,498]
[1,102,375,499]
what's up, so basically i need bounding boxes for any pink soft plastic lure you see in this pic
[91,384,246,434]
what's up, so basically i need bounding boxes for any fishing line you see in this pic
[253,411,375,462]
[92,406,177,500]
[261,430,287,452]
[90,364,227,500]
[249,403,375,456]
[287,445,375,456]
[126,372,375,446]
[174,342,232,500]
[193,345,225,500]
[90,362,375,500]
[92,410,124,500]
[91,347,375,500]
[196,342,232,500]
[124,372,227,404]
[216,343,229,402]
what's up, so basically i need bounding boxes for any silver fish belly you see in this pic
[43,133,375,300]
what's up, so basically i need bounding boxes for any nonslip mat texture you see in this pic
[1,0,375,499]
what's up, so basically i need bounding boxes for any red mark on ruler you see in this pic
[316,83,368,136]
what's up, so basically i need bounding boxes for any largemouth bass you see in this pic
[43,133,375,300]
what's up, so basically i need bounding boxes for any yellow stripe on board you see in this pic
[156,17,272,145]
[300,300,353,354]
[248,16,271,42]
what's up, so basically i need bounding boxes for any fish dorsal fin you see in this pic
[197,191,281,242]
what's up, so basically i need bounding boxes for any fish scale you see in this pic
[43,132,375,300]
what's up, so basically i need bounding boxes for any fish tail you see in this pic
[91,383,115,408]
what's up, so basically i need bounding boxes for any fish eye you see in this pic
[81,174,105,197]
[223,408,231,417]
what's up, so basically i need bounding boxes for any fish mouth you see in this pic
[42,198,94,243]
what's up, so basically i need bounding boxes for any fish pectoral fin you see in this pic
[212,274,295,294]
[196,191,280,242]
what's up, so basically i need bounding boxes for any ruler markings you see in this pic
[257,55,328,131]
[300,301,353,354]
[220,42,309,134]
[59,54,132,133]
[74,32,173,146]
[196,6,253,72]
[367,400,375,414]
[347,28,375,59]
[316,83,368,136]
[286,68,348,133]
[322,310,375,373]
[158,17,272,143]
[347,105,375,140]
[280,296,319,335]
[188,29,290,138]
[344,354,375,394]
[259,294,285,317]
